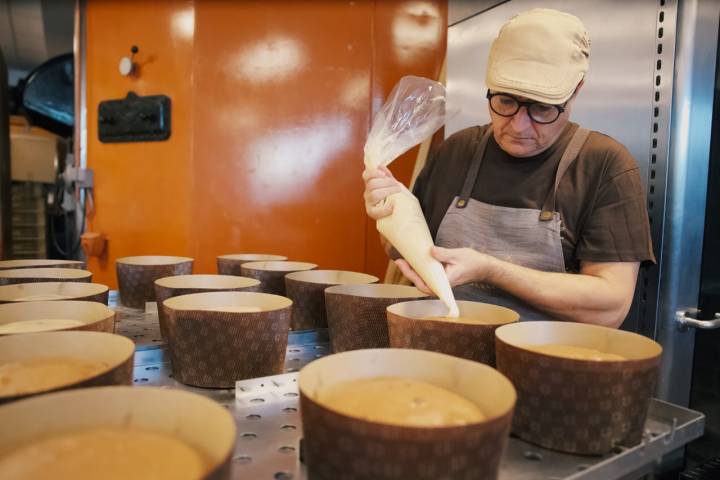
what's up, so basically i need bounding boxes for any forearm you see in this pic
[484,258,634,328]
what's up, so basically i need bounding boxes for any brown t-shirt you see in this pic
[412,122,656,271]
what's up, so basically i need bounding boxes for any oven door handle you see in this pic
[676,308,720,330]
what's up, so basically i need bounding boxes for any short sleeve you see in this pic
[576,161,656,264]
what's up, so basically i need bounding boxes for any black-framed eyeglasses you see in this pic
[486,90,566,124]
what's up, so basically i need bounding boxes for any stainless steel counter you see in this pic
[112,292,705,480]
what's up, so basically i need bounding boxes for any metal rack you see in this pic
[111,293,705,480]
[10,183,46,259]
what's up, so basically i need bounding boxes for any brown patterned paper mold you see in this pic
[324,284,427,352]
[163,291,292,388]
[216,253,287,276]
[285,270,379,331]
[0,301,115,335]
[0,331,134,405]
[240,261,317,296]
[0,259,85,270]
[0,267,93,286]
[387,300,519,366]
[494,321,662,455]
[0,386,236,480]
[154,274,261,339]
[299,348,516,480]
[116,256,194,309]
[0,282,110,305]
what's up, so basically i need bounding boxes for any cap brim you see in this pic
[487,60,583,104]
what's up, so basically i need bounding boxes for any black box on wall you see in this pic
[98,91,171,143]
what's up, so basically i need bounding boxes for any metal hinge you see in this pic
[63,165,94,189]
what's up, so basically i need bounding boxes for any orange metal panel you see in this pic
[83,0,446,287]
[85,0,195,287]
[190,0,374,273]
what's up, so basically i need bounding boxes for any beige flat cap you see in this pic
[486,8,590,104]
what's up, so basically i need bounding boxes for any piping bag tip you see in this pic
[446,302,460,318]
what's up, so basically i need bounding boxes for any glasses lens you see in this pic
[489,94,518,117]
[528,103,560,124]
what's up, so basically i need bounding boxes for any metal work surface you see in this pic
[112,291,164,349]
[224,376,703,480]
[126,324,328,479]
[130,360,704,480]
[117,302,704,480]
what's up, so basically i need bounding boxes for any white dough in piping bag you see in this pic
[376,186,459,318]
[363,76,459,317]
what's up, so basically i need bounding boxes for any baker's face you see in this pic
[489,86,580,158]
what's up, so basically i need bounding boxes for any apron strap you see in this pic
[456,126,494,208]
[539,126,591,221]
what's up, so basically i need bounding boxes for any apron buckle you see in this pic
[539,211,554,221]
[456,199,467,208]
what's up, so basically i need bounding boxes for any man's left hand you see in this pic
[395,244,640,328]
[394,246,498,293]
[431,246,497,286]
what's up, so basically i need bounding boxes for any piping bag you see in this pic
[363,76,459,318]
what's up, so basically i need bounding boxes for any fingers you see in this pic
[364,184,402,206]
[431,246,466,264]
[378,165,396,179]
[395,259,432,294]
[363,165,397,182]
[363,167,402,221]
[431,247,462,286]
[442,264,460,287]
[362,168,385,183]
[363,169,402,202]
[364,174,401,192]
[367,201,394,220]
[435,247,487,286]
[430,246,453,263]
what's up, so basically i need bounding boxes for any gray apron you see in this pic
[435,125,590,321]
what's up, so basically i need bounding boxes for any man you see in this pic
[363,8,654,328]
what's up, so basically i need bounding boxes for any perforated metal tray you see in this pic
[115,294,705,480]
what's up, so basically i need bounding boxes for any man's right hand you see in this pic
[362,165,403,220]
